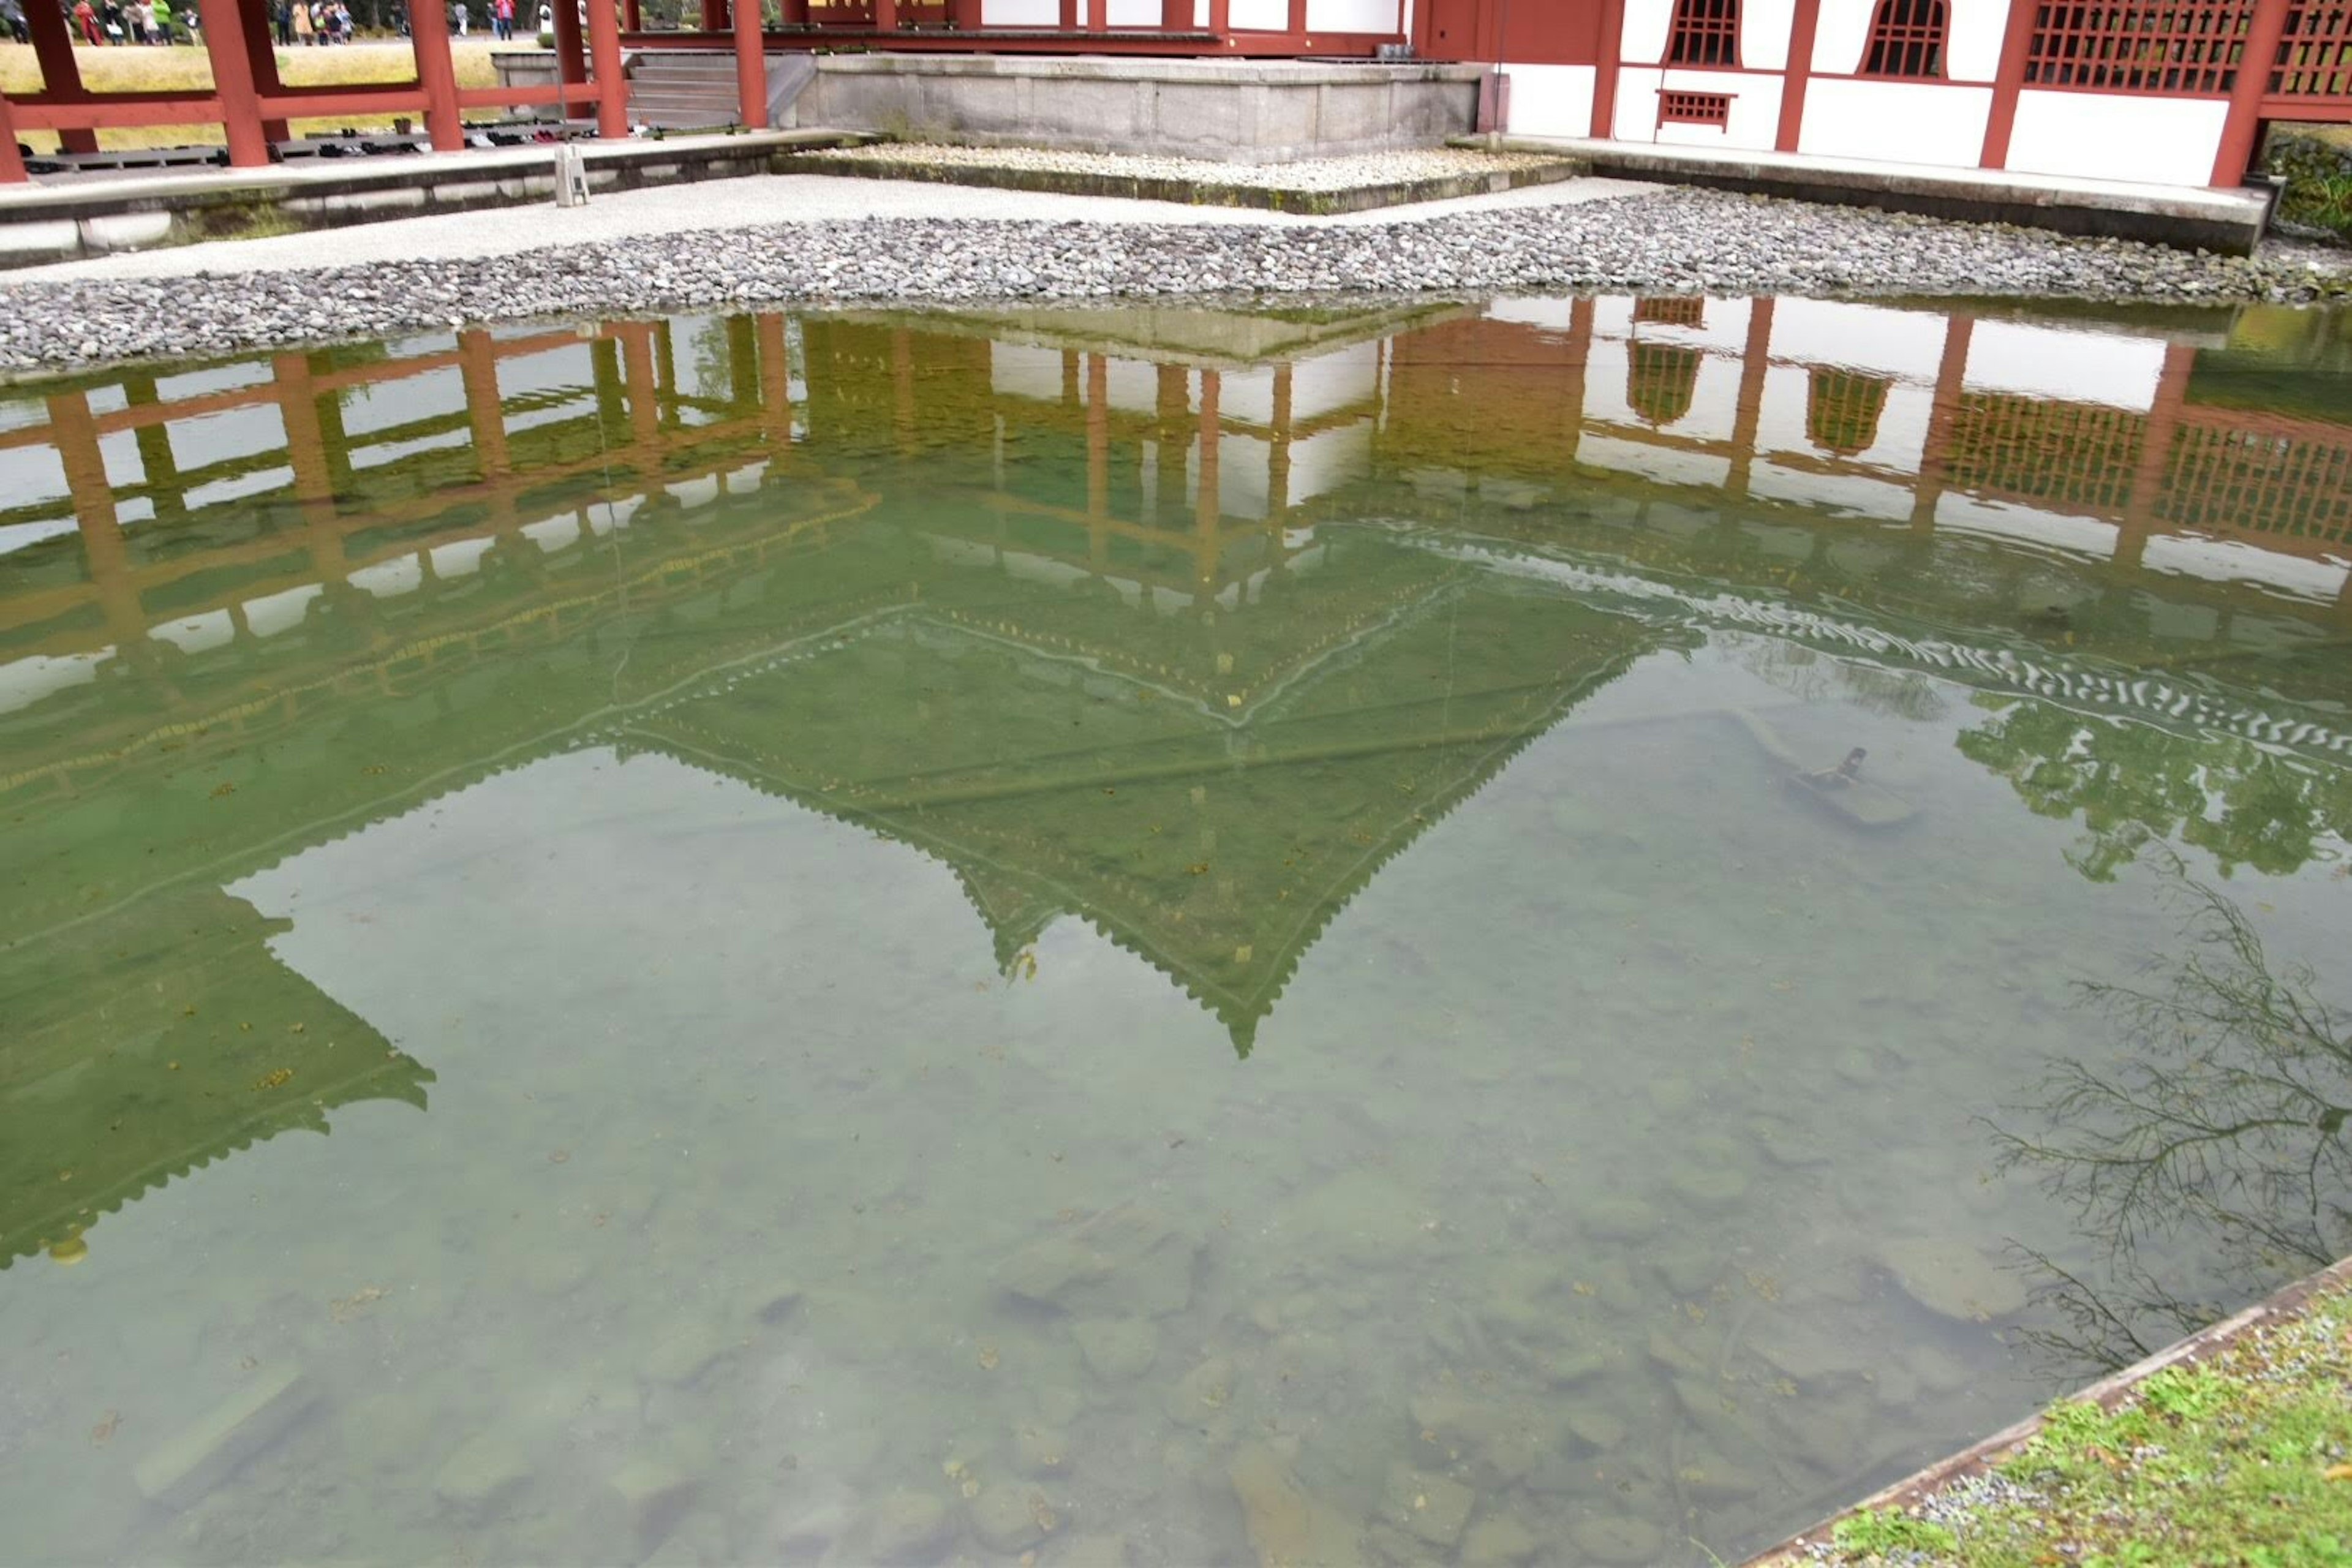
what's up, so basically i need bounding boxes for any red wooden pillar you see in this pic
[1590,0,1625,137]
[1159,0,1185,28]
[1285,0,1303,41]
[1775,0,1823,151]
[238,0,292,144]
[198,0,271,168]
[735,0,768,127]
[873,0,899,28]
[1979,0,2038,169]
[780,0,806,23]
[1207,0,1227,39]
[624,0,641,26]
[554,0,589,122]
[586,0,628,136]
[23,0,100,154]
[408,0,466,151]
[950,0,982,27]
[2214,0,2293,183]
[1090,0,1109,29]
[700,0,723,30]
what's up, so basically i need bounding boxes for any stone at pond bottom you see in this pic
[859,1490,957,1565]
[968,1483,1054,1553]
[1384,1463,1475,1548]
[1570,1513,1668,1565]
[997,1205,1198,1317]
[1564,1403,1627,1452]
[605,1454,700,1556]
[1879,1236,2029,1321]
[135,1363,316,1504]
[1227,1442,1361,1568]
[1582,1196,1657,1242]
[1461,1513,1541,1566]
[1164,1355,1239,1427]
[1014,1424,1070,1476]
[1053,1531,1130,1565]
[432,1427,534,1517]
[1072,1316,1159,1383]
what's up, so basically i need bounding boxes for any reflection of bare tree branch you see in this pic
[1991,858,2352,1372]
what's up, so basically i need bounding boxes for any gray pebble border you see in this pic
[3,187,2345,372]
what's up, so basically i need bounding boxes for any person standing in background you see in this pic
[290,0,312,42]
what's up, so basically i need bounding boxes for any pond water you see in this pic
[3,295,2350,1567]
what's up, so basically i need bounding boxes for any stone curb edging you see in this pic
[1741,1253,2352,1566]
[774,150,1588,216]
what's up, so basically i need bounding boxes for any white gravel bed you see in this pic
[809,142,1569,190]
[1,185,2342,371]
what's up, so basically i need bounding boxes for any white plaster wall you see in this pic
[1306,0,1397,30]
[1621,0,1674,62]
[1811,0,1874,74]
[986,0,1058,21]
[1743,0,1794,69]
[2003,92,2227,187]
[1797,78,1989,166]
[1289,341,1379,423]
[1765,298,1947,382]
[1500,62,1596,137]
[1614,66,1665,137]
[1107,0,1159,22]
[1966,318,2164,410]
[1944,0,2005,78]
[1657,69,1782,148]
[1228,0,1287,29]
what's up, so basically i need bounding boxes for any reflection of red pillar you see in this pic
[24,0,100,154]
[273,352,352,588]
[1912,312,1974,531]
[1085,353,1109,516]
[458,329,511,479]
[757,312,794,456]
[735,0,768,127]
[2120,342,2195,569]
[621,327,662,452]
[1267,364,1292,516]
[409,0,466,152]
[587,0,628,136]
[50,392,148,650]
[1727,297,1774,498]
[892,330,916,454]
[1193,369,1221,598]
[198,0,272,168]
[1563,296,1595,463]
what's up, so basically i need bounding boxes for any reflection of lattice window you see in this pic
[1863,0,1946,75]
[2271,0,2352,97]
[2161,424,2352,545]
[1806,369,1892,456]
[1947,392,2144,511]
[1627,343,1702,428]
[1633,297,1706,327]
[2024,0,2253,94]
[1667,0,1741,65]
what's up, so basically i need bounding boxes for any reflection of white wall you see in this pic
[245,582,325,636]
[521,514,581,554]
[1936,492,2120,559]
[184,466,292,510]
[497,343,597,399]
[151,609,236,654]
[0,650,110,717]
[1289,341,1379,423]
[1217,432,1272,518]
[1105,358,1161,417]
[1767,298,1947,383]
[1798,80,1990,166]
[1287,421,1373,505]
[2004,93,2226,187]
[168,404,287,469]
[2144,534,2352,602]
[990,342,1066,402]
[340,368,462,438]
[156,361,272,402]
[429,538,497,579]
[1601,295,1752,355]
[1220,367,1281,427]
[1501,62,1596,137]
[0,445,66,511]
[1751,364,1934,473]
[1578,432,1735,489]
[1489,297,1581,331]
[1747,461,1915,521]
[1967,320,2165,410]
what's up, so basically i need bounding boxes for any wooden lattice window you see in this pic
[2160,423,2352,545]
[1633,297,1707,326]
[1863,0,1947,75]
[2271,0,2352,97]
[1667,0,1741,66]
[2023,0,2255,94]
[1806,369,1892,456]
[1659,91,1735,125]
[1947,392,2145,511]
[1627,344,1702,428]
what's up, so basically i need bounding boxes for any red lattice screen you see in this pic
[1863,0,1947,75]
[1627,344,1703,428]
[2160,422,2352,546]
[1947,393,2145,511]
[1666,0,1741,66]
[2023,0,2255,94]
[1658,91,1735,125]
[2271,0,2352,96]
[1633,296,1708,326]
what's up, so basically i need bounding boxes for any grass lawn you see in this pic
[0,39,514,151]
[1807,1279,2352,1567]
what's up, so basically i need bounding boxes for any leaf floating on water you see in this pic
[252,1068,295,1091]
[976,1343,999,1371]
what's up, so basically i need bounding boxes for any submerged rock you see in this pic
[1227,1441,1360,1567]
[859,1490,957,1565]
[967,1483,1052,1553]
[1461,1513,1540,1566]
[998,1205,1199,1317]
[1570,1513,1667,1565]
[432,1427,534,1517]
[1164,1356,1240,1428]
[1072,1316,1158,1383]
[134,1363,317,1505]
[1879,1236,2029,1321]
[1384,1463,1475,1548]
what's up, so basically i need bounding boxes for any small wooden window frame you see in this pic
[1657,89,1735,127]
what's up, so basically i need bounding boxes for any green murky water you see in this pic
[4,296,2350,1566]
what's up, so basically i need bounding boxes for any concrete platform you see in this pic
[0,129,870,269]
[1458,134,2276,255]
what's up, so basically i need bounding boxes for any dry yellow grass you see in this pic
[1,39,512,151]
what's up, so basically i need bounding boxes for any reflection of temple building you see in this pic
[6,296,2352,1256]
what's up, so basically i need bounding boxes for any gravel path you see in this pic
[808,143,1572,190]
[2,182,2344,371]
